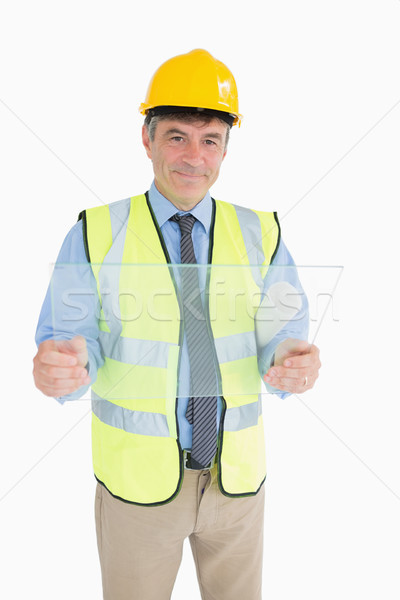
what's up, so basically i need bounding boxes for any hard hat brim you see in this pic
[144,105,237,127]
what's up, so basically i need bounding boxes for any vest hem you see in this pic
[216,473,266,498]
[93,449,184,507]
[216,395,266,497]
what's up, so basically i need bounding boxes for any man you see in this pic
[33,49,321,599]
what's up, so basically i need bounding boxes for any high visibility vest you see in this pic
[79,193,280,506]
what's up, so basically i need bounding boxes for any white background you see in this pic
[1,0,399,598]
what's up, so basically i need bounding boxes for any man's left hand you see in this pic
[263,338,321,393]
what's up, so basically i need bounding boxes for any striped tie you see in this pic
[170,213,218,469]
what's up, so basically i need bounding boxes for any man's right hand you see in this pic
[33,335,91,397]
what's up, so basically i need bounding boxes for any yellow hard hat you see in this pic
[139,49,242,127]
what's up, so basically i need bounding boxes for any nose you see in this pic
[182,140,204,167]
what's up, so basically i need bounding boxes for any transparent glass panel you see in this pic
[49,264,343,400]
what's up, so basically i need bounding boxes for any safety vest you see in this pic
[79,192,280,506]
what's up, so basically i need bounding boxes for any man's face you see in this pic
[142,118,228,210]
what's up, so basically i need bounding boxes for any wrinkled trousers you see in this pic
[95,462,265,600]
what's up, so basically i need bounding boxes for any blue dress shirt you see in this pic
[35,181,309,450]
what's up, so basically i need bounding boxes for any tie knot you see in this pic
[170,213,196,236]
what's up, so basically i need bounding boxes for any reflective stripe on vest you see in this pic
[98,328,256,366]
[82,193,280,505]
[93,392,262,435]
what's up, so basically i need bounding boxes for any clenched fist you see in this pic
[33,335,91,397]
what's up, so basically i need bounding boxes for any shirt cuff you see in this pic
[259,341,291,400]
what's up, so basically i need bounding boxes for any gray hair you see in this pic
[144,112,231,149]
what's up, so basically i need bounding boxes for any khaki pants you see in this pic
[95,462,265,600]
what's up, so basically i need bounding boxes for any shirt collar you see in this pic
[148,181,212,235]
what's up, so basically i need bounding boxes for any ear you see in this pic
[142,124,152,159]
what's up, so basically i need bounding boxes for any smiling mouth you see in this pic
[174,171,204,179]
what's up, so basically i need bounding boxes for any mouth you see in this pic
[174,171,205,180]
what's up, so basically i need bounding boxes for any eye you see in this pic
[204,139,217,146]
[171,136,184,142]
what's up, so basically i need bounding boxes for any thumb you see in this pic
[274,338,310,367]
[62,335,87,352]
[56,336,88,367]
[282,338,310,355]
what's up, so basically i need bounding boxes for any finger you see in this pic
[264,376,313,393]
[39,350,78,367]
[265,366,308,381]
[283,354,313,368]
[39,375,91,395]
[40,365,89,380]
[280,338,311,355]
[271,375,310,389]
[263,378,298,393]
[39,384,87,397]
[283,346,320,369]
